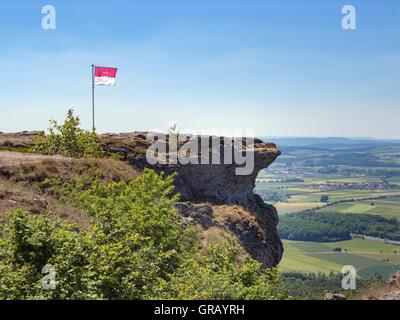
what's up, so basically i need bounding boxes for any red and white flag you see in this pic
[94,66,118,86]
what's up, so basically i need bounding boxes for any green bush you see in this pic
[160,236,288,300]
[33,109,103,158]
[0,169,288,300]
[0,209,92,299]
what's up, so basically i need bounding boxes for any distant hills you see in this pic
[260,137,400,150]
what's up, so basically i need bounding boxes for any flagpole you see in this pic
[91,64,95,132]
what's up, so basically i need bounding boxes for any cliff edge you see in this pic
[101,132,283,267]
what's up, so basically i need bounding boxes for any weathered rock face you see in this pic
[175,202,216,230]
[175,202,281,268]
[102,132,280,203]
[102,132,283,267]
[221,201,281,268]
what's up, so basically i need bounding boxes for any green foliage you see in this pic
[160,236,288,300]
[279,211,400,242]
[0,209,92,299]
[282,272,385,300]
[33,109,103,158]
[0,169,288,300]
[0,169,181,299]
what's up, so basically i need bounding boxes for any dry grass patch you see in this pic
[0,154,141,229]
[196,225,247,265]
[212,204,266,243]
[0,177,89,229]
[356,283,394,300]
[199,226,226,249]
[213,205,260,227]
[0,156,140,184]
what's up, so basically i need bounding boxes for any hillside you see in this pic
[0,131,283,268]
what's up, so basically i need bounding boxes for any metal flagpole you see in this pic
[91,64,95,131]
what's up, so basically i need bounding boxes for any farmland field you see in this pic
[279,241,342,274]
[280,239,400,279]
[274,202,323,214]
[256,138,400,279]
[316,197,400,219]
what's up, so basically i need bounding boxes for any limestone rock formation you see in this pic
[102,132,283,267]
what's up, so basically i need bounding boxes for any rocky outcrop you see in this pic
[220,203,279,268]
[103,133,279,203]
[102,132,283,267]
[0,131,284,267]
[176,202,280,268]
[176,202,216,230]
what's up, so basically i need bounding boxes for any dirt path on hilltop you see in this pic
[0,150,69,168]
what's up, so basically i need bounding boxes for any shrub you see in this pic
[33,109,103,158]
[160,235,288,300]
[0,169,288,300]
[0,169,183,299]
[0,209,92,299]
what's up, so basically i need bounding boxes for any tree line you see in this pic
[278,211,400,242]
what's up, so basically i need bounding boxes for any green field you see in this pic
[280,239,400,279]
[316,197,400,219]
[257,142,400,279]
[289,189,400,202]
[323,238,400,252]
[279,241,342,274]
[274,202,323,214]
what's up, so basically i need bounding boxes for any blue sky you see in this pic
[0,0,399,138]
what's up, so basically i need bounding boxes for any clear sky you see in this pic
[0,0,399,138]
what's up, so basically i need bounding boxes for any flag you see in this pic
[94,66,118,86]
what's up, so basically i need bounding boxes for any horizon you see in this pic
[0,0,399,138]
[2,129,400,142]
